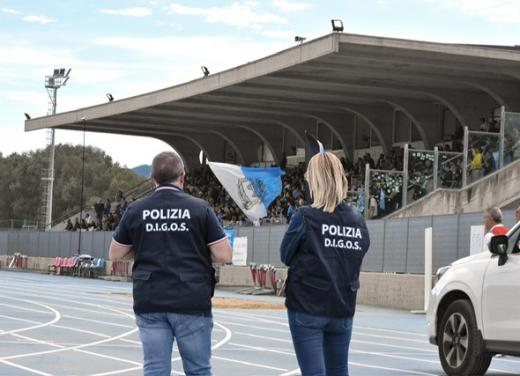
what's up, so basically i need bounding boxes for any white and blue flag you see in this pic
[207,162,285,223]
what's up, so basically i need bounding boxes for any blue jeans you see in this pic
[288,310,353,376]
[136,312,213,376]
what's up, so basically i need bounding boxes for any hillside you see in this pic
[131,164,151,178]
[0,144,145,225]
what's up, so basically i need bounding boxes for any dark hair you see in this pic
[151,151,185,185]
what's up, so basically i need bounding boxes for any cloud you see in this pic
[98,7,152,17]
[22,15,55,24]
[428,0,520,24]
[166,2,288,28]
[261,29,296,39]
[93,35,288,71]
[272,0,312,12]
[1,8,19,14]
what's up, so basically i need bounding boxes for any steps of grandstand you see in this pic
[51,179,153,230]
[388,159,520,218]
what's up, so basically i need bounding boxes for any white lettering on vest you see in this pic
[142,208,191,220]
[142,208,191,232]
[321,224,363,251]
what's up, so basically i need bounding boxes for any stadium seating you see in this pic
[48,257,62,274]
[88,258,106,278]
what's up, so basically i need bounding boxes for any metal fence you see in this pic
[364,107,520,218]
[0,231,114,259]
[1,209,516,274]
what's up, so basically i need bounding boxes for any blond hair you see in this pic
[306,152,348,213]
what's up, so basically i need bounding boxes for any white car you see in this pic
[427,222,520,375]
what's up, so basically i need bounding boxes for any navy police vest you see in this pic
[124,186,222,315]
[285,203,370,318]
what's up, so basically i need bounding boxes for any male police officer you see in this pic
[109,151,232,376]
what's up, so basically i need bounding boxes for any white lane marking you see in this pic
[0,359,54,376]
[0,297,61,337]
[0,326,138,361]
[229,342,295,356]
[216,310,286,321]
[211,320,288,334]
[0,289,242,376]
[0,288,131,318]
[11,331,143,367]
[212,355,287,372]
[353,330,427,344]
[214,311,289,327]
[228,330,514,375]
[230,338,439,376]
[90,366,142,376]
[0,282,133,309]
[213,322,232,350]
[233,331,292,343]
[350,348,513,374]
[350,362,438,376]
[217,310,430,340]
[0,303,52,315]
[0,297,138,362]
[355,325,427,338]
[353,338,437,353]
[279,369,300,376]
[0,311,141,349]
[0,304,143,375]
[217,318,430,344]
[89,367,185,376]
[61,314,134,329]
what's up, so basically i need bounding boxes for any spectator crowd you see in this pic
[64,115,520,228]
[65,190,134,232]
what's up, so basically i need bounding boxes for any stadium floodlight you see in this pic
[42,67,71,231]
[294,36,306,45]
[331,19,344,32]
[24,113,31,120]
[45,67,71,89]
[201,66,210,77]
[106,93,114,102]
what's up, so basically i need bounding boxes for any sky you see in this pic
[1,0,519,168]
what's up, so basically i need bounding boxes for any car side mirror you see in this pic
[490,235,508,266]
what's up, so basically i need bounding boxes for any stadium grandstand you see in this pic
[25,32,520,222]
[3,31,520,376]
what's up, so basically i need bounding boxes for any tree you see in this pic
[0,144,145,226]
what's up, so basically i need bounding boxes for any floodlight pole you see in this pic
[364,163,370,220]
[499,105,505,168]
[402,144,409,208]
[433,146,439,190]
[46,90,57,231]
[462,126,469,187]
[43,68,70,231]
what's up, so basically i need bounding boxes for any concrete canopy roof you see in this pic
[25,32,520,167]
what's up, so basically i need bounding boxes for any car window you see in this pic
[507,223,520,254]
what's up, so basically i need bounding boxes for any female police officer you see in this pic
[280,152,370,376]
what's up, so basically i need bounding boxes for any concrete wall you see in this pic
[3,207,517,275]
[390,159,520,218]
[218,265,426,310]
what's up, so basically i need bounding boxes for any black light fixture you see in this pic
[24,113,31,120]
[106,93,114,102]
[331,19,344,32]
[201,66,210,77]
[294,36,306,44]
